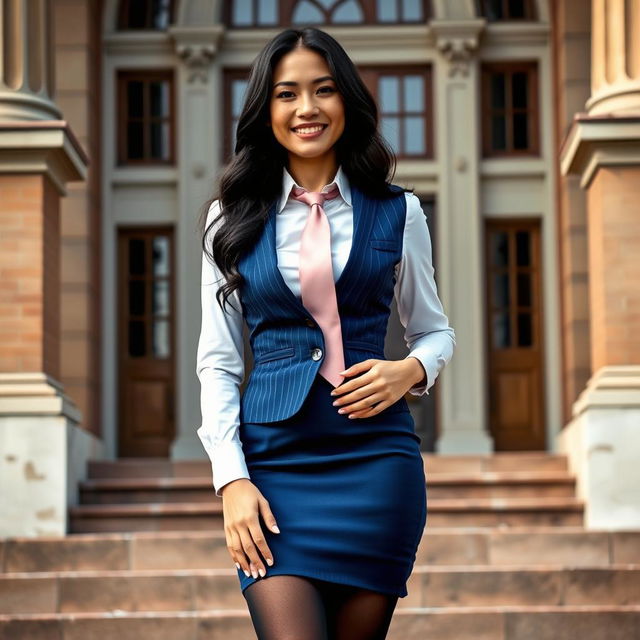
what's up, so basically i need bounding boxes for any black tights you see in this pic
[243,574,399,639]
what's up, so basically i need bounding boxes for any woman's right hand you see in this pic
[221,478,280,579]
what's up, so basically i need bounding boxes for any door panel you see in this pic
[485,220,545,450]
[117,228,175,456]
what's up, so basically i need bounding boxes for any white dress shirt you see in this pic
[196,166,456,496]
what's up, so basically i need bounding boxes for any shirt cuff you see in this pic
[404,350,438,397]
[210,440,251,497]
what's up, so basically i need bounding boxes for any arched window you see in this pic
[224,0,430,27]
[118,0,175,30]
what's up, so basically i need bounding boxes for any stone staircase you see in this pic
[1,453,639,638]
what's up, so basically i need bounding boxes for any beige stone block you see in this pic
[54,49,87,92]
[56,92,89,139]
[612,532,640,563]
[563,37,592,81]
[61,288,89,331]
[61,239,90,285]
[60,335,89,378]
[0,576,57,614]
[0,619,62,640]
[62,616,198,640]
[53,1,89,46]
[60,189,91,238]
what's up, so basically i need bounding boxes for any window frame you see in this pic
[117,69,176,166]
[480,61,539,158]
[476,0,536,21]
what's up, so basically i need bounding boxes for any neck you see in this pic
[287,152,338,193]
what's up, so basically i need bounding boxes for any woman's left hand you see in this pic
[330,357,427,418]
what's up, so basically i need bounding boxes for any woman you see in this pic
[196,26,456,639]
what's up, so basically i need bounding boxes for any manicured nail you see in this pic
[338,409,345,414]
[266,557,274,566]
[235,562,241,570]
[259,567,266,577]
[271,525,280,533]
[244,568,250,577]
[251,565,258,579]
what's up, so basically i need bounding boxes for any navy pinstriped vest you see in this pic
[237,182,409,424]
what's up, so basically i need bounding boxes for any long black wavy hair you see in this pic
[199,26,412,313]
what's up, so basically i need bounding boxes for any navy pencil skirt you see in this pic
[236,372,427,598]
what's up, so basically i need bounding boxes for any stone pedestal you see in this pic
[558,366,640,529]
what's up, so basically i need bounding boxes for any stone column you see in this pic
[559,0,640,529]
[168,22,226,458]
[430,16,494,453]
[0,0,92,536]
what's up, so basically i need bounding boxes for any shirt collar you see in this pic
[277,165,352,214]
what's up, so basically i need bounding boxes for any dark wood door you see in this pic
[117,227,175,456]
[485,220,545,450]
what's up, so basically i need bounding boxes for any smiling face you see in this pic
[268,46,345,166]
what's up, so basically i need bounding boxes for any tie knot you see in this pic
[291,184,340,209]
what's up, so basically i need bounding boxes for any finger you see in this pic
[247,518,270,575]
[350,399,393,418]
[238,521,264,579]
[344,392,388,415]
[333,360,376,393]
[258,498,279,567]
[332,363,377,396]
[227,527,251,577]
[333,379,380,409]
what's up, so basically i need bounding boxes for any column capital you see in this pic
[169,24,225,84]
[430,19,485,77]
[559,113,640,188]
[0,120,88,194]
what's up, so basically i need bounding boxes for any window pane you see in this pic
[127,122,144,158]
[257,0,278,24]
[493,311,511,348]
[152,237,170,276]
[508,0,526,18]
[316,0,337,8]
[402,0,423,21]
[150,81,170,118]
[292,1,324,23]
[491,74,505,109]
[232,0,253,25]
[482,0,503,20]
[151,0,172,28]
[404,75,424,111]
[333,0,363,22]
[377,0,397,21]
[491,115,506,149]
[513,112,529,148]
[512,72,528,108]
[517,273,531,307]
[517,312,532,346]
[379,77,399,113]
[232,79,248,117]
[150,122,170,159]
[516,231,530,266]
[493,273,510,308]
[127,81,144,118]
[129,320,146,356]
[231,117,239,154]
[153,320,170,358]
[129,280,145,315]
[381,116,400,153]
[404,116,425,154]
[125,0,148,28]
[153,280,170,316]
[129,238,146,275]
[491,232,509,267]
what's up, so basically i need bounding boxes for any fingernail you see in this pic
[251,566,258,579]
[235,562,241,570]
[244,569,250,577]
[271,525,280,533]
[338,409,345,414]
[259,567,266,577]
[266,557,274,566]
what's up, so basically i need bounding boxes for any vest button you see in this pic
[311,347,323,361]
[305,318,315,327]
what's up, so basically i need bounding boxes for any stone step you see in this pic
[1,566,639,614]
[77,471,576,504]
[67,497,584,533]
[3,529,638,574]
[1,606,638,640]
[87,452,569,480]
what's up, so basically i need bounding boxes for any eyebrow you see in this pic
[273,75,335,89]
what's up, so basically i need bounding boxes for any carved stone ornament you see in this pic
[436,36,479,77]
[176,44,216,83]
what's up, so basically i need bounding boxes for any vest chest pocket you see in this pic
[254,346,295,364]
[369,239,399,252]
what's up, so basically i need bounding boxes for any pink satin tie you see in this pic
[291,183,346,388]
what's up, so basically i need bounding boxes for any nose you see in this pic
[297,91,319,117]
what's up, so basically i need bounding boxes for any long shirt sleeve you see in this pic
[395,193,457,396]
[196,199,251,497]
